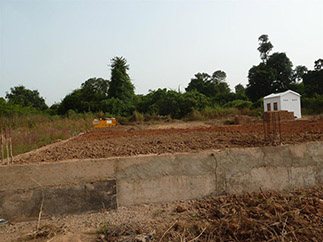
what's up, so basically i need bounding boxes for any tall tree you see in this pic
[314,58,323,71]
[246,35,294,101]
[108,56,135,102]
[293,65,308,82]
[257,34,273,63]
[266,52,293,92]
[186,71,230,97]
[211,70,226,84]
[5,85,48,111]
[246,63,275,102]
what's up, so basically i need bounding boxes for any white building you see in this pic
[263,90,301,118]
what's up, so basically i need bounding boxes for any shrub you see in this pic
[223,100,253,110]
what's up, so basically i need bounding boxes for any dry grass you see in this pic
[97,186,323,242]
[0,114,94,156]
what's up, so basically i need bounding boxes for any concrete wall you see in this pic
[0,141,322,220]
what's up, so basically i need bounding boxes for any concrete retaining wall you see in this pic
[0,141,322,220]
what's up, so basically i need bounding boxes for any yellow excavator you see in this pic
[93,118,117,128]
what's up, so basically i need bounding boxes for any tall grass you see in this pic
[0,113,95,156]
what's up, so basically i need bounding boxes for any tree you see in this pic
[185,73,210,95]
[246,63,275,102]
[235,84,245,95]
[314,59,323,71]
[257,34,273,63]
[303,69,323,97]
[211,70,226,84]
[246,35,294,101]
[57,77,109,114]
[186,71,230,97]
[108,56,135,102]
[6,85,48,111]
[234,83,247,100]
[293,65,308,82]
[266,52,293,92]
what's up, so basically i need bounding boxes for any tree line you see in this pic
[1,35,323,119]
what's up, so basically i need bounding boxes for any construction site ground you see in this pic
[1,118,323,241]
[11,118,323,165]
[0,186,322,241]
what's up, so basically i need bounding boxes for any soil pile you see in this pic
[98,186,323,241]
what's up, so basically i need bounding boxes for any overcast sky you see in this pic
[0,0,322,105]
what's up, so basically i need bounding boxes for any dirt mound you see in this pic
[97,186,323,241]
[11,119,323,165]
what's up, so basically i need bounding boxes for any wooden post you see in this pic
[1,128,3,164]
[9,126,13,163]
[5,127,9,165]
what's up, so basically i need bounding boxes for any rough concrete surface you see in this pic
[0,141,322,220]
[0,180,116,221]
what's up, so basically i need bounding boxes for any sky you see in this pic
[0,0,322,106]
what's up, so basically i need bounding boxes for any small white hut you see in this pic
[263,90,301,118]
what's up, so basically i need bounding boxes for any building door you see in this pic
[267,103,271,111]
[273,102,278,111]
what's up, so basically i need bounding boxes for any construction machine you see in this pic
[93,118,117,128]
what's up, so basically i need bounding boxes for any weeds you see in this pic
[0,113,94,156]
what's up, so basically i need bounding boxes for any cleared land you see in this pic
[11,119,323,164]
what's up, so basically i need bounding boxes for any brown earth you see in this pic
[1,186,322,241]
[11,119,323,164]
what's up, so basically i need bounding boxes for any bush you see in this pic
[223,100,253,110]
[130,111,144,123]
[302,95,323,114]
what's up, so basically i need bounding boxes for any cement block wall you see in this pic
[0,141,322,220]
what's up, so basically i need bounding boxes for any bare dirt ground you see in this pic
[11,119,323,164]
[1,186,322,242]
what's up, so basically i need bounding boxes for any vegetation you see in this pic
[0,36,322,155]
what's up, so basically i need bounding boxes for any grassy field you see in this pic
[0,114,94,157]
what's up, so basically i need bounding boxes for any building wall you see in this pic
[280,93,301,118]
[263,92,301,119]
[263,97,281,112]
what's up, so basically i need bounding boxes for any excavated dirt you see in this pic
[11,119,323,164]
[1,186,322,241]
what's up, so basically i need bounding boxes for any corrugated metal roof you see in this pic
[264,90,301,99]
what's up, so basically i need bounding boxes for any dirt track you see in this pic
[12,119,323,164]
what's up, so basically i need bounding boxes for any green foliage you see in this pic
[303,69,323,97]
[293,65,308,83]
[0,97,41,116]
[257,34,273,62]
[302,95,323,114]
[136,89,209,119]
[246,36,294,102]
[58,78,109,114]
[108,56,135,102]
[5,85,48,111]
[223,100,253,110]
[267,52,293,91]
[130,111,145,123]
[185,71,230,97]
[101,97,135,117]
[211,70,227,84]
